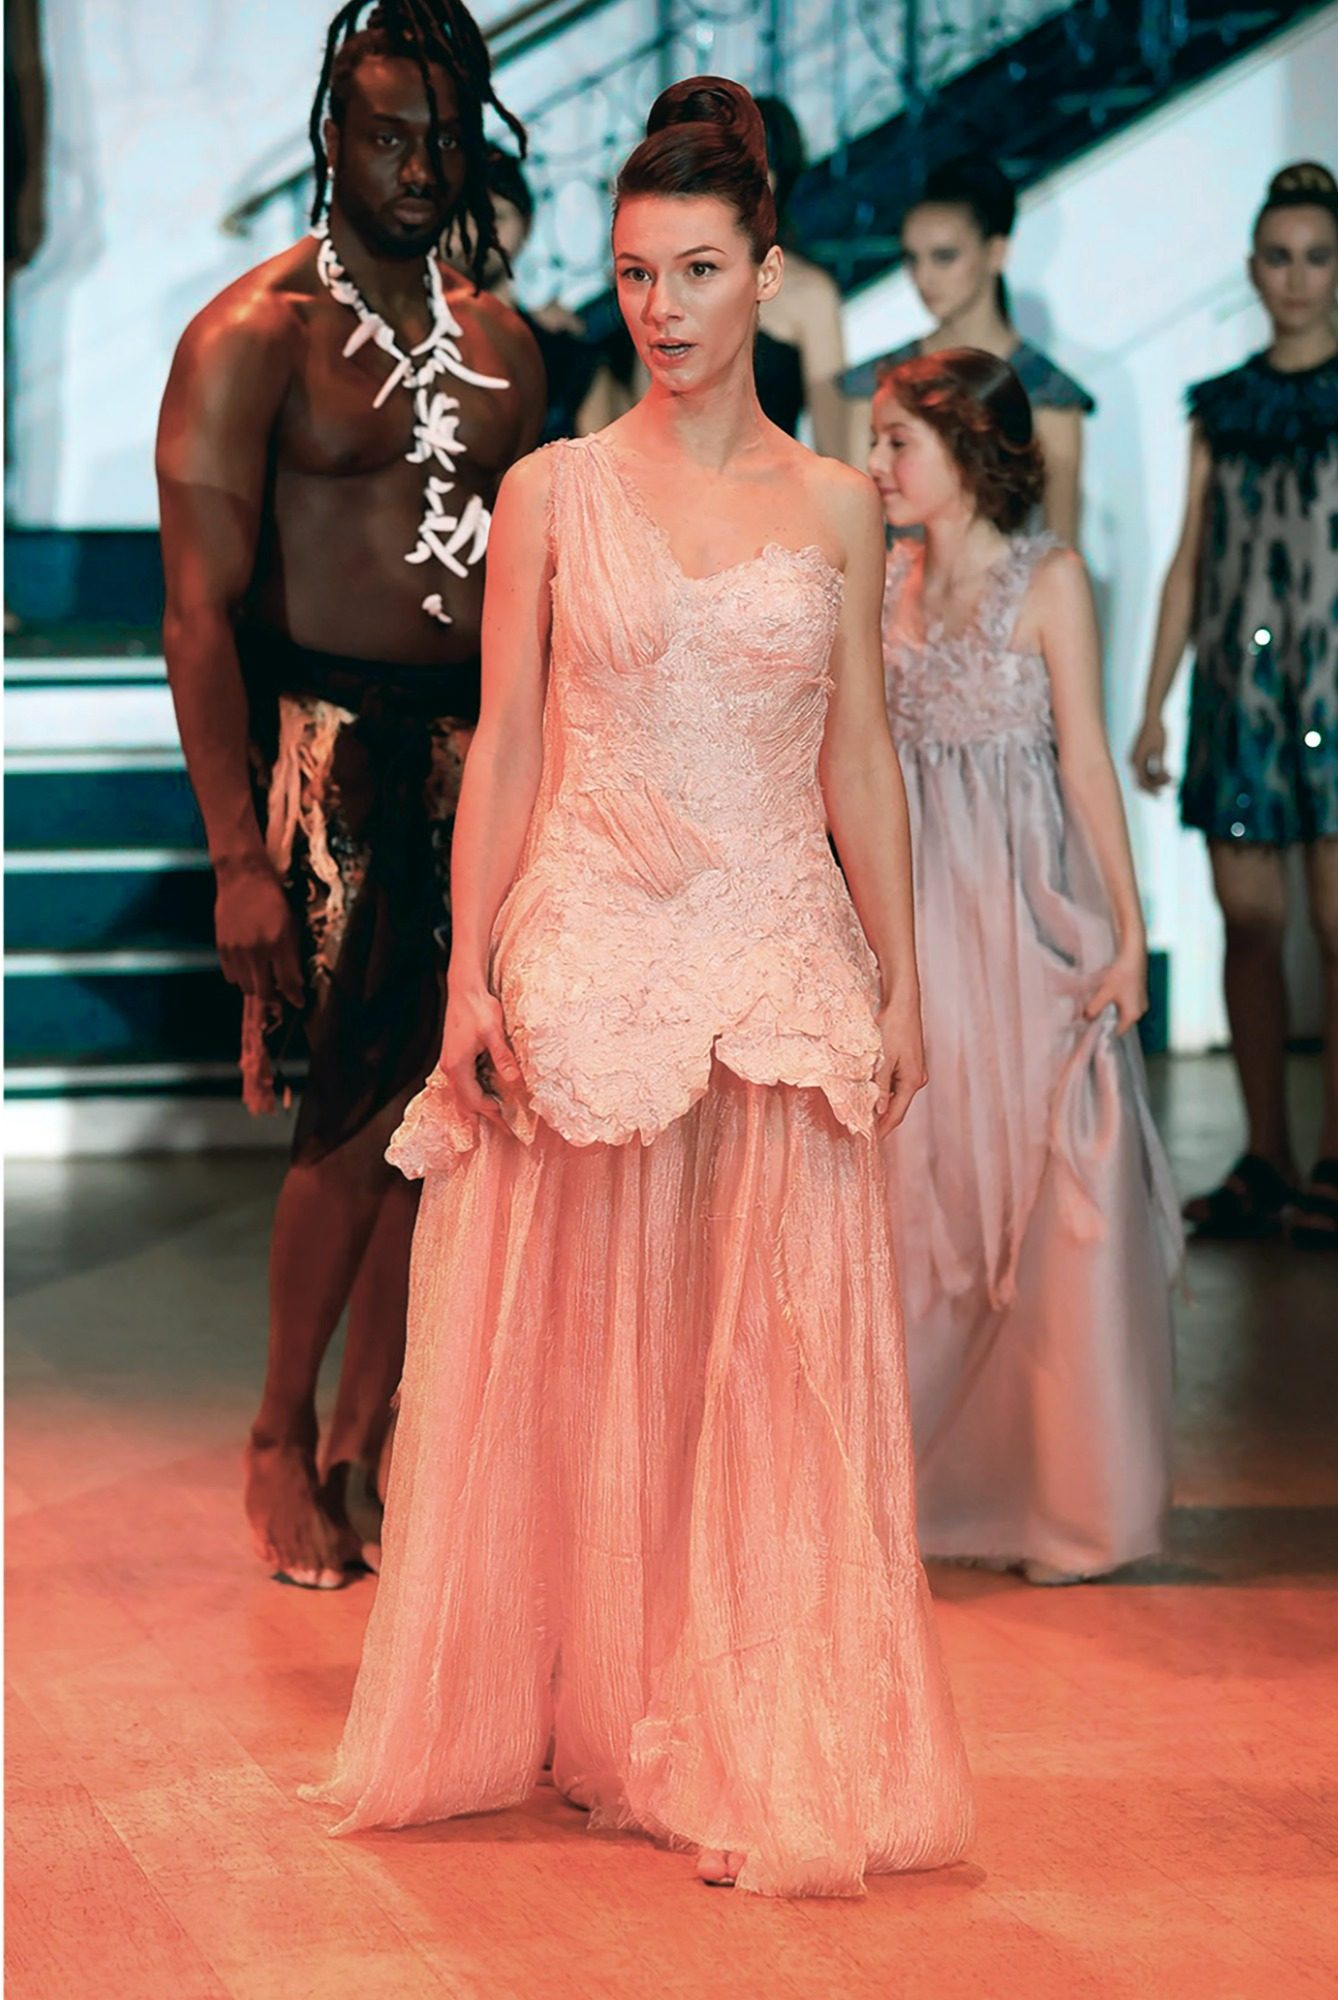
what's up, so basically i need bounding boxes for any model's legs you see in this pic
[1287,839,1338,1245]
[320,1148,422,1563]
[1184,841,1297,1232]
[245,1101,410,1584]
[1210,840,1295,1170]
[1302,839,1338,1155]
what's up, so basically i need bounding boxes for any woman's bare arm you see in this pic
[1034,405,1084,546]
[818,469,925,1128]
[1130,425,1213,792]
[1031,549,1148,1029]
[442,448,553,1117]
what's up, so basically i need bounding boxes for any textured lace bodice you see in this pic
[391,432,882,1170]
[882,536,1059,748]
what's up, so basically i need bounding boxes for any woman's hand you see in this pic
[442,982,521,1129]
[875,990,927,1136]
[1129,713,1171,795]
[1084,944,1149,1036]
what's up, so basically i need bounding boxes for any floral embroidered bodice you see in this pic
[882,535,1059,749]
[389,432,883,1173]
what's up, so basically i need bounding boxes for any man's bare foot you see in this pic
[244,1436,356,1588]
[320,1459,384,1573]
[696,1849,746,1887]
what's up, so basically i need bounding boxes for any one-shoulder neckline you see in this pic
[577,434,845,593]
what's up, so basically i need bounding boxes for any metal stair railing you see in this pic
[217,0,1064,297]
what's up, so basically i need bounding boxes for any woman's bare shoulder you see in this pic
[801,451,882,548]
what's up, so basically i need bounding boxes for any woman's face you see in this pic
[901,202,1007,327]
[1250,206,1338,339]
[867,390,965,527]
[613,194,782,394]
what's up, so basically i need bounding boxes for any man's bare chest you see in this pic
[277,309,521,485]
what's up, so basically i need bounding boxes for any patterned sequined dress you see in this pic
[883,536,1183,1577]
[1181,350,1338,844]
[306,434,974,1898]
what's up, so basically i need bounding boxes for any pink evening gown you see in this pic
[882,535,1183,1579]
[306,434,974,1898]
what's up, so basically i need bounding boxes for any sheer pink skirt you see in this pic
[308,1062,973,1897]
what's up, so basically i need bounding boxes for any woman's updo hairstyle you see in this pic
[913,153,1017,242]
[906,152,1018,322]
[878,348,1046,533]
[614,76,777,262]
[1254,161,1338,239]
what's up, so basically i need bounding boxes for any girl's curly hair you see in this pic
[877,347,1046,532]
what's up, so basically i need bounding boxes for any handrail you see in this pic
[220,0,624,236]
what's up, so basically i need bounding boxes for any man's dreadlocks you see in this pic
[310,0,527,288]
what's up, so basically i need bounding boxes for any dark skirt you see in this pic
[238,631,478,1163]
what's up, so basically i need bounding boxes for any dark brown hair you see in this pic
[1253,161,1338,242]
[614,76,777,262]
[878,348,1046,533]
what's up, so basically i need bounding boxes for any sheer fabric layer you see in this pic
[312,1067,973,1897]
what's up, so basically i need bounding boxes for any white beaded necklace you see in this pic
[313,219,509,626]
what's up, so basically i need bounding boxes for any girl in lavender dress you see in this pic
[871,350,1183,1584]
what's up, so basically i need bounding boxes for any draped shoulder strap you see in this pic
[542,434,628,560]
[541,434,677,668]
[980,533,1063,653]
[540,434,578,557]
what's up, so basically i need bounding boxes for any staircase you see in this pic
[4,635,291,1153]
[3,0,1324,1152]
[790,0,1327,292]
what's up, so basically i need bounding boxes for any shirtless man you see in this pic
[156,0,544,1587]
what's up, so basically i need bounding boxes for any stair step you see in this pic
[4,960,242,1065]
[5,652,165,685]
[3,1092,294,1158]
[5,758,203,852]
[6,679,178,754]
[5,1059,245,1097]
[4,622,164,664]
[4,855,215,953]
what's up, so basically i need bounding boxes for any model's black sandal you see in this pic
[1182,1152,1294,1239]
[1288,1158,1338,1250]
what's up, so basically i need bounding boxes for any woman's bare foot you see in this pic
[319,1459,384,1573]
[1021,1559,1096,1586]
[696,1848,747,1887]
[557,1778,596,1811]
[243,1436,356,1588]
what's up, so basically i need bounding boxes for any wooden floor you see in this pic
[6,1054,1337,1999]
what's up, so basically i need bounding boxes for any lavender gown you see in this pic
[883,536,1182,1578]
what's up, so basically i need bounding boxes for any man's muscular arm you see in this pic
[156,297,303,1005]
[466,286,548,461]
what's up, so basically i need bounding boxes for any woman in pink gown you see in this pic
[871,350,1182,1585]
[306,80,973,1897]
